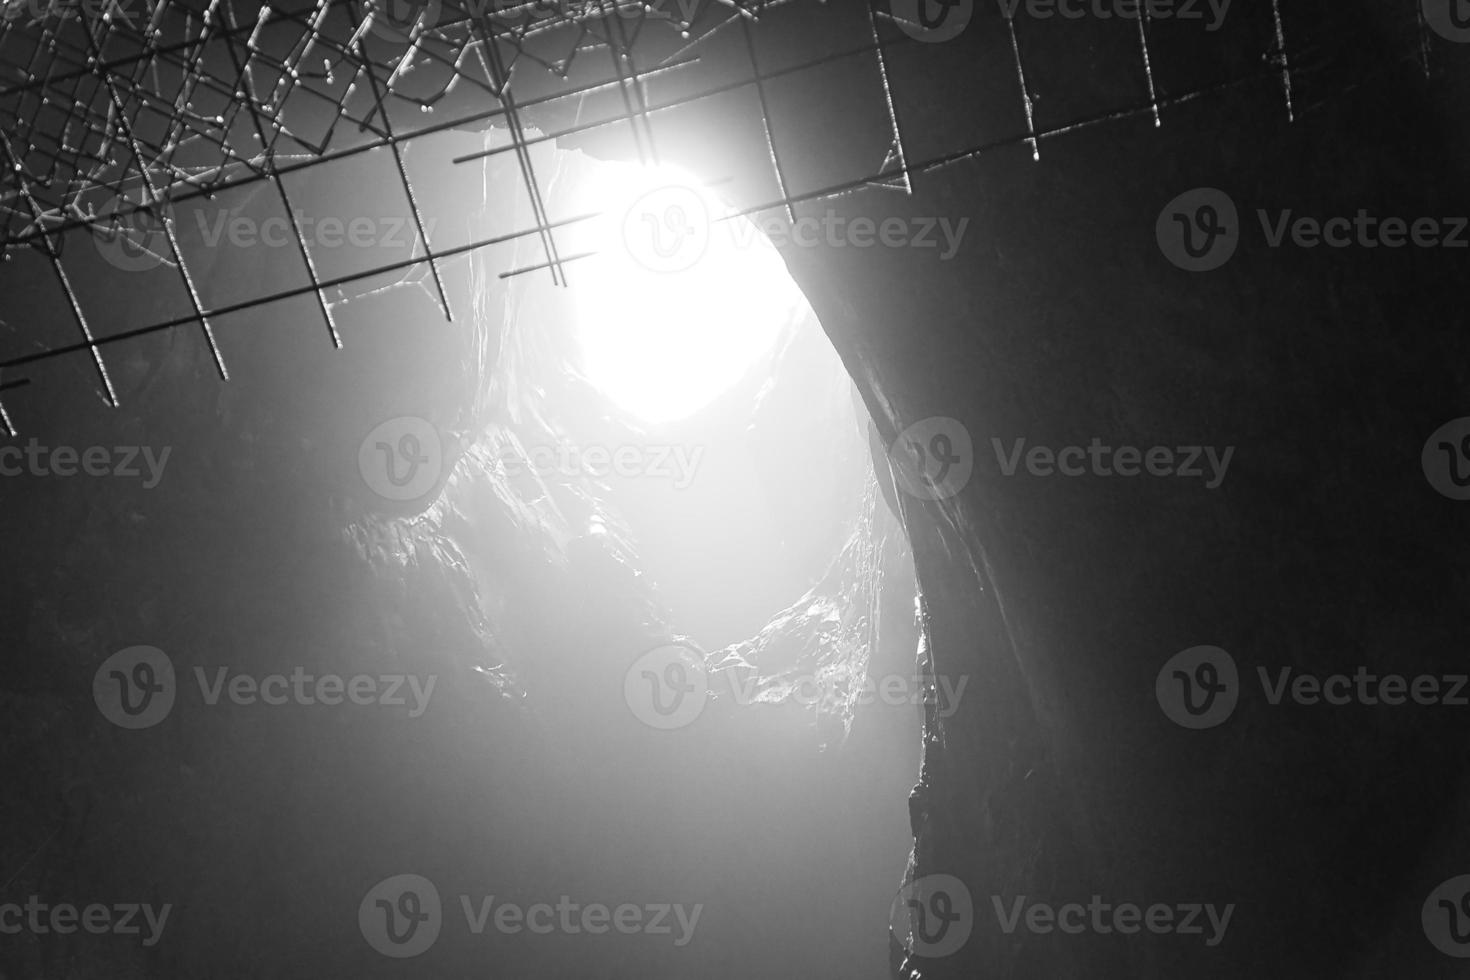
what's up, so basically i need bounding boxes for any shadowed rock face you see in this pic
[554,2,1470,976]
[856,12,1470,980]
[5,2,1470,977]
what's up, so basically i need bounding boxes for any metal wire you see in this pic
[0,0,1345,431]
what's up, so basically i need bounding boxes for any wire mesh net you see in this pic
[0,0,1443,433]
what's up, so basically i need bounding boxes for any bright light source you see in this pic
[569,162,808,424]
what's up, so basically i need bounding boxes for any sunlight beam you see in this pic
[570,163,806,424]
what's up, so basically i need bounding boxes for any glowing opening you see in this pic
[568,163,807,424]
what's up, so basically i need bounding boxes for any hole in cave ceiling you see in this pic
[462,141,919,743]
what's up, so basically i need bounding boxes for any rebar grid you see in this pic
[0,0,1420,434]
